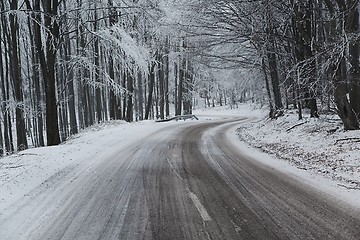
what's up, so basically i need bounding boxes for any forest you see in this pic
[0,0,359,154]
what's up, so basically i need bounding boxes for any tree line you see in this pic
[0,0,198,155]
[183,0,360,129]
[1,0,359,155]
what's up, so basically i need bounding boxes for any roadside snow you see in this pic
[234,108,360,208]
[236,110,360,189]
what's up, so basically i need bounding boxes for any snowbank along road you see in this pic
[0,117,359,239]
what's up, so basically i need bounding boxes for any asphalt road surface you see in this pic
[1,117,360,239]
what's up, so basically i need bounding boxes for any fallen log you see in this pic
[156,115,199,122]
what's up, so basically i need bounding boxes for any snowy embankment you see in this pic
[237,110,360,190]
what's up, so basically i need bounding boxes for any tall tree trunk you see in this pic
[334,58,359,129]
[137,72,144,120]
[347,0,360,124]
[145,63,156,120]
[174,61,179,115]
[9,0,28,150]
[262,58,274,118]
[63,0,78,135]
[165,62,170,118]
[267,49,283,114]
[34,0,61,146]
[293,0,319,118]
[183,61,193,114]
[122,71,127,119]
[0,8,12,154]
[266,28,283,116]
[109,56,117,120]
[158,54,165,119]
[0,17,4,155]
[0,17,14,153]
[325,0,359,129]
[177,57,184,115]
[94,4,103,124]
[28,12,45,147]
[125,72,134,122]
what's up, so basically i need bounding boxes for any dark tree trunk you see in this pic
[28,19,45,146]
[183,61,193,115]
[347,1,360,123]
[0,18,4,155]
[63,0,78,135]
[174,61,179,115]
[9,0,28,150]
[109,56,117,120]
[145,63,156,120]
[334,58,359,130]
[122,71,127,119]
[262,58,274,118]
[0,9,13,154]
[125,72,134,122]
[325,0,359,129]
[158,54,165,119]
[267,49,283,113]
[94,6,103,124]
[34,0,61,146]
[137,72,144,120]
[165,38,170,117]
[266,27,283,116]
[177,58,184,115]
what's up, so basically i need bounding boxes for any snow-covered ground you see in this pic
[0,104,359,221]
[236,109,360,189]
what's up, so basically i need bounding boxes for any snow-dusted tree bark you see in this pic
[324,0,360,129]
[145,63,156,120]
[62,1,78,135]
[164,38,170,117]
[346,0,360,125]
[292,0,319,118]
[0,2,14,154]
[158,52,165,119]
[125,71,134,122]
[30,0,61,145]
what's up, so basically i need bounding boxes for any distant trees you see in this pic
[181,0,360,129]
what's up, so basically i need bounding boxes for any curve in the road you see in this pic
[2,118,359,240]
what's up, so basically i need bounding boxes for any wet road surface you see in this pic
[1,118,360,239]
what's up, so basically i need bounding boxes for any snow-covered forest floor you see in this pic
[237,108,360,191]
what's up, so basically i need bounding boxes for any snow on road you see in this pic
[0,120,180,214]
[0,104,359,228]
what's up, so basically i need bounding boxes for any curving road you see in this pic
[2,118,360,239]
